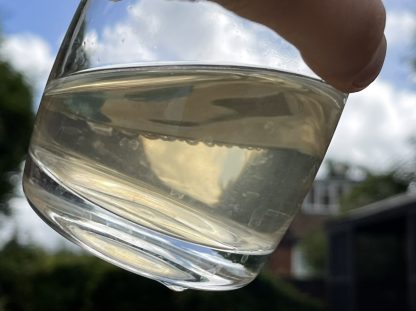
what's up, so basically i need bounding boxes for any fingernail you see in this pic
[351,36,387,91]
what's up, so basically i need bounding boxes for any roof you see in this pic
[327,191,416,230]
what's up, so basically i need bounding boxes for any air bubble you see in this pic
[186,139,199,145]
[160,135,175,141]
[143,133,158,140]
[251,156,267,166]
[170,189,184,200]
[203,137,215,146]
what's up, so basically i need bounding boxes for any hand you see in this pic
[215,0,387,93]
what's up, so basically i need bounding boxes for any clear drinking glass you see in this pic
[23,0,347,291]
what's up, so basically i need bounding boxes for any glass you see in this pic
[23,0,347,291]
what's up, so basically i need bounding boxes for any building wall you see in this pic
[267,244,292,278]
[302,179,356,215]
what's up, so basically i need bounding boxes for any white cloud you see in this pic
[0,34,72,249]
[0,197,78,251]
[0,33,55,103]
[324,9,416,172]
[385,10,416,47]
[81,0,312,76]
[378,10,416,89]
[326,79,416,171]
[0,171,78,250]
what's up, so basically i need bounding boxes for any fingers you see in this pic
[215,0,387,93]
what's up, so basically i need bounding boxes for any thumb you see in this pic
[215,0,387,93]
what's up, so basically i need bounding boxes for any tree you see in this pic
[0,59,34,215]
[339,171,409,212]
[0,240,324,311]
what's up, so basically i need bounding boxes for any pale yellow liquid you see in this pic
[23,65,345,290]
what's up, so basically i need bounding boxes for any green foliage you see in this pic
[0,60,34,214]
[299,229,328,277]
[339,172,408,212]
[0,241,324,311]
[325,160,350,179]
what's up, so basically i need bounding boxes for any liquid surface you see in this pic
[24,65,345,289]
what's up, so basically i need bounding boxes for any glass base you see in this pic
[23,155,266,291]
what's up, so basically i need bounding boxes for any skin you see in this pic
[214,0,387,93]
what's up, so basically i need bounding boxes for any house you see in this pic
[326,192,416,311]
[267,177,357,278]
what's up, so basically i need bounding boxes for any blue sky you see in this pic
[0,0,415,248]
[1,0,414,50]
[1,0,78,49]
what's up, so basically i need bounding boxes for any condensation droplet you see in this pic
[207,266,220,274]
[77,136,85,144]
[119,137,129,147]
[264,121,274,132]
[246,191,260,198]
[232,204,240,213]
[128,139,139,150]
